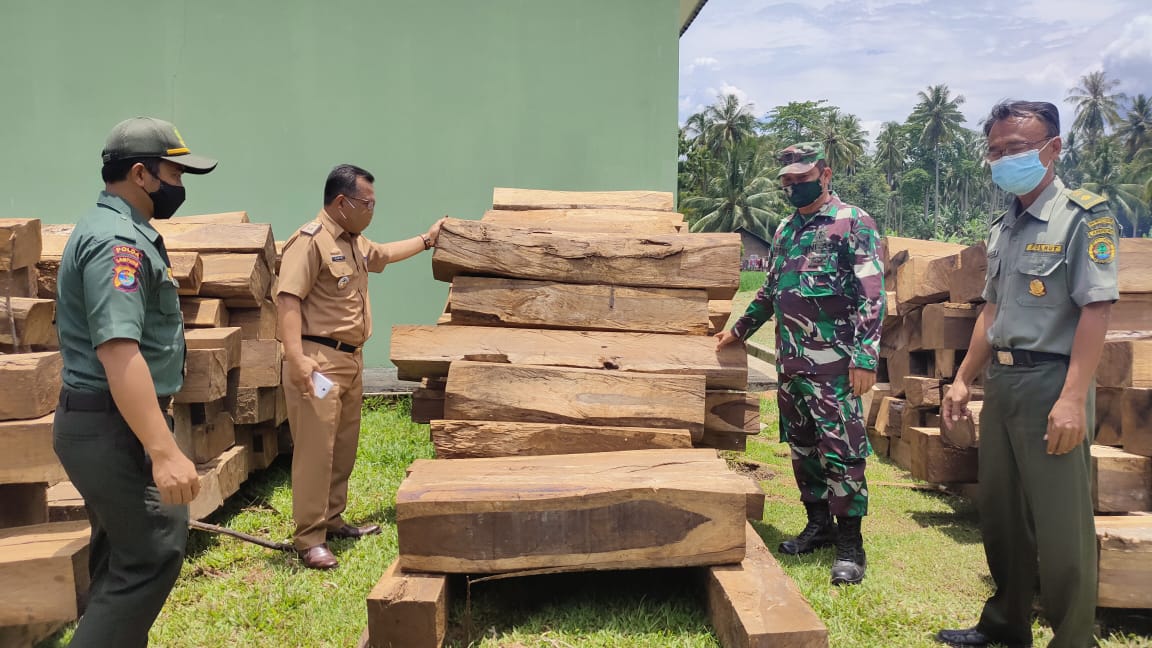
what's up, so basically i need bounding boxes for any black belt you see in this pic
[59,387,172,412]
[303,335,359,353]
[992,349,1070,367]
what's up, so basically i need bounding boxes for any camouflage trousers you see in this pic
[778,373,871,517]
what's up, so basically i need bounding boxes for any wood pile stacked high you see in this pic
[365,189,828,648]
[867,235,1152,611]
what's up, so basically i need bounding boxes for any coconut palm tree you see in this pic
[703,93,757,157]
[814,110,868,174]
[1116,94,1152,162]
[684,140,787,239]
[875,122,906,189]
[1081,140,1150,236]
[1066,70,1124,149]
[908,84,967,236]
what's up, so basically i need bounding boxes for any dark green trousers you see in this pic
[976,361,1097,648]
[53,389,188,648]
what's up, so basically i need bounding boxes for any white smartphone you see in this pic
[311,371,334,399]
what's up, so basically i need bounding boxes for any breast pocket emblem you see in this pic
[338,276,350,290]
[1028,278,1046,297]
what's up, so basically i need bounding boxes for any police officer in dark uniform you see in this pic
[54,117,216,647]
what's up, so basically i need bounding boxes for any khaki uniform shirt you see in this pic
[57,192,186,395]
[277,209,389,346]
[984,177,1119,354]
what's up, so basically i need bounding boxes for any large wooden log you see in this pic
[1096,515,1152,608]
[882,237,966,268]
[0,414,63,485]
[0,352,61,421]
[432,219,741,299]
[1097,335,1152,388]
[1091,445,1151,513]
[47,481,85,523]
[235,422,279,473]
[865,383,891,428]
[948,242,988,304]
[429,420,692,459]
[0,520,89,626]
[232,386,278,425]
[1096,387,1125,446]
[896,255,956,305]
[443,361,706,434]
[0,219,43,271]
[709,300,732,334]
[447,276,710,335]
[154,222,275,273]
[481,208,682,234]
[391,325,747,390]
[198,253,271,308]
[239,339,283,388]
[181,297,229,328]
[704,522,829,648]
[173,400,236,464]
[410,385,445,424]
[229,299,277,340]
[169,251,203,296]
[492,188,674,212]
[168,211,249,224]
[705,391,760,436]
[396,449,749,573]
[906,427,978,483]
[1121,387,1152,457]
[1118,238,1152,293]
[174,348,229,403]
[36,224,75,299]
[188,445,249,521]
[0,483,48,529]
[903,377,942,408]
[0,266,39,298]
[941,401,983,449]
[183,327,242,371]
[366,560,448,648]
[0,298,55,348]
[920,303,979,350]
[1108,294,1152,331]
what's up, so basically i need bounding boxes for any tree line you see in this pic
[678,71,1152,243]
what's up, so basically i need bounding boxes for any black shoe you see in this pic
[935,627,1032,647]
[779,501,836,555]
[830,515,866,586]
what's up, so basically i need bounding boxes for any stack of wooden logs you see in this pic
[366,189,828,648]
[868,235,1152,611]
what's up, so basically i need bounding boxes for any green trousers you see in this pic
[53,389,188,648]
[976,361,1097,648]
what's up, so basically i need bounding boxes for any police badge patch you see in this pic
[113,245,143,293]
[1089,237,1115,264]
[1029,278,1046,297]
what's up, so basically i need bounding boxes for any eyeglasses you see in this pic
[345,195,375,210]
[984,138,1053,162]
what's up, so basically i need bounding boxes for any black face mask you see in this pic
[148,180,185,220]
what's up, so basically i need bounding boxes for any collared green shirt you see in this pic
[984,177,1119,354]
[57,191,186,395]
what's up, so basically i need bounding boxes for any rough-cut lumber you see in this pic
[232,386,278,425]
[492,188,674,212]
[0,620,68,648]
[868,429,891,457]
[698,430,748,452]
[181,297,229,328]
[949,243,988,304]
[443,361,706,435]
[235,423,279,473]
[239,338,283,388]
[47,481,85,523]
[901,405,928,438]
[1091,445,1151,513]
[366,560,448,648]
[882,237,966,268]
[890,435,913,470]
[864,383,891,428]
[705,391,760,436]
[0,219,42,271]
[189,445,249,521]
[0,266,39,298]
[229,299,277,340]
[1096,515,1152,608]
[410,386,445,424]
[0,483,48,529]
[920,303,980,350]
[36,224,75,299]
[941,401,983,449]
[432,219,741,299]
[1122,387,1152,457]
[183,327,242,371]
[906,427,978,483]
[429,420,692,459]
[169,251,203,296]
[1098,335,1152,388]
[197,253,270,308]
[0,352,61,421]
[934,349,965,379]
[0,414,63,485]
[1110,294,1152,331]
[709,300,732,334]
[391,325,747,390]
[447,276,710,335]
[1096,387,1124,447]
[173,400,236,464]
[0,520,89,626]
[1118,239,1152,293]
[481,208,682,234]
[704,523,829,648]
[174,348,228,404]
[904,377,942,408]
[0,298,56,348]
[154,222,275,273]
[896,255,956,305]
[168,211,249,224]
[879,397,906,438]
[396,449,749,573]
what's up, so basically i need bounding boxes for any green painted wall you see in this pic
[0,0,680,366]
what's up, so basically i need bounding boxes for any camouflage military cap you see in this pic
[776,141,826,177]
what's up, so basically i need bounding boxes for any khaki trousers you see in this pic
[284,339,364,550]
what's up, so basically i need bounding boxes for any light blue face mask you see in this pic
[989,138,1053,195]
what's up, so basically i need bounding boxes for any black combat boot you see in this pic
[830,515,866,585]
[778,501,836,555]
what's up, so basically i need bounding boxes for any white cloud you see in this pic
[686,56,721,74]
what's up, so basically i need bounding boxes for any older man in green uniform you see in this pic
[54,117,216,647]
[937,101,1117,648]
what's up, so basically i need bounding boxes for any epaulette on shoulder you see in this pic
[114,214,138,243]
[990,210,1007,226]
[1067,188,1108,211]
[299,221,322,236]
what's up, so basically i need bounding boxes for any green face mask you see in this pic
[784,179,823,208]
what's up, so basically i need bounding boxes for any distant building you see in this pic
[735,227,772,270]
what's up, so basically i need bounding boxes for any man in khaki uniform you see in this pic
[277,164,443,569]
[937,101,1117,648]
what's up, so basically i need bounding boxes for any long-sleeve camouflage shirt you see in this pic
[731,194,885,376]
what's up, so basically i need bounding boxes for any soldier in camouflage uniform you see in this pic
[717,142,884,586]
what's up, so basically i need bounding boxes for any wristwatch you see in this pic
[420,234,432,250]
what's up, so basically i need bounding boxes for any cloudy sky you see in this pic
[679,0,1152,145]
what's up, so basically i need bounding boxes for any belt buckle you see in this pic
[996,350,1014,366]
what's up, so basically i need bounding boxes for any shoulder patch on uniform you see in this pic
[113,245,143,293]
[1088,236,1116,265]
[1068,189,1107,211]
[299,222,322,236]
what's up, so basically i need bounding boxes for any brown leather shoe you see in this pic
[297,544,338,570]
[327,523,381,539]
